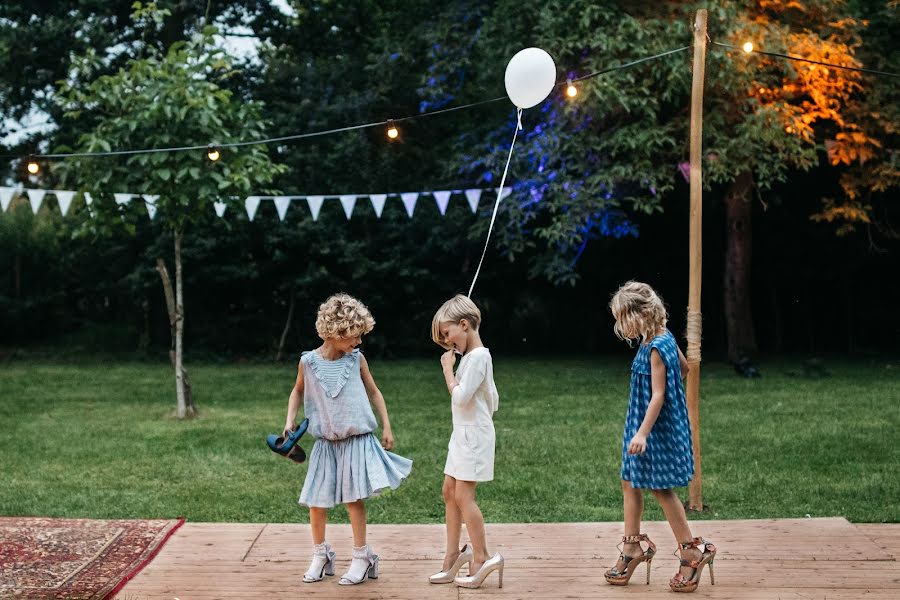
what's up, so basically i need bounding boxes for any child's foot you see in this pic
[442,549,462,572]
[338,544,379,585]
[302,542,335,583]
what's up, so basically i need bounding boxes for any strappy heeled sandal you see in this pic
[669,537,716,593]
[604,533,657,585]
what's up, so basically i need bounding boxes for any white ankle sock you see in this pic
[344,545,373,581]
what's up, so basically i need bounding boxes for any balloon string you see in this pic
[468,108,523,299]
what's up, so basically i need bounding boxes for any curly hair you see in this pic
[430,294,481,349]
[315,293,375,340]
[609,281,668,345]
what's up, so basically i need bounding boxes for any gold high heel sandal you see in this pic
[604,533,657,585]
[429,544,473,584]
[454,553,504,588]
[669,537,716,593]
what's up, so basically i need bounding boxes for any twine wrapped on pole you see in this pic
[686,9,708,511]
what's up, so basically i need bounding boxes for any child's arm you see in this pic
[283,361,304,438]
[628,348,666,455]
[359,354,394,451]
[677,345,690,380]
[441,349,487,407]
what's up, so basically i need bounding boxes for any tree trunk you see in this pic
[723,171,757,363]
[276,287,296,362]
[14,255,21,299]
[155,235,195,418]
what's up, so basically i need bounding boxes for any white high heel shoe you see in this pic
[454,552,504,588]
[338,544,379,585]
[302,542,336,583]
[429,544,474,584]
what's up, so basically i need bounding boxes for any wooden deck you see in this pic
[117,518,900,599]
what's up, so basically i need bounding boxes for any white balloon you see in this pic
[504,48,557,109]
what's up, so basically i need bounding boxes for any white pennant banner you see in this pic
[245,196,261,222]
[83,192,93,207]
[273,196,291,221]
[114,193,133,206]
[1,187,18,212]
[464,189,482,213]
[54,190,76,216]
[499,186,512,201]
[433,190,452,215]
[143,195,159,220]
[214,201,227,217]
[26,189,46,214]
[400,192,418,218]
[369,194,387,218]
[339,195,357,219]
[306,196,324,221]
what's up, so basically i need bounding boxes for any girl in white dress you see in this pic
[428,294,504,589]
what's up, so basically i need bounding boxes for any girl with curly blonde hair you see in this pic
[605,281,716,593]
[282,293,412,586]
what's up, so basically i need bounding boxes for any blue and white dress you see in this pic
[298,349,412,508]
[620,330,694,489]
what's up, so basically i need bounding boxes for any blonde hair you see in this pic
[315,293,375,340]
[609,281,668,344]
[431,294,482,349]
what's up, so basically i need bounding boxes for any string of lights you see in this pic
[713,40,900,78]
[14,45,693,173]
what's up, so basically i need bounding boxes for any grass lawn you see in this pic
[1,357,897,524]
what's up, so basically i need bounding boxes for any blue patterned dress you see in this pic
[620,330,694,489]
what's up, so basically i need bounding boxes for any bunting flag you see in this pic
[1,187,513,222]
[113,193,133,206]
[464,189,482,213]
[245,196,261,222]
[339,194,357,219]
[433,191,452,215]
[400,192,418,218]
[369,194,387,218]
[26,189,46,214]
[54,190,76,217]
[1,187,18,212]
[273,196,291,221]
[306,195,324,221]
[143,194,159,220]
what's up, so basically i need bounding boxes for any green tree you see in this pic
[54,4,285,417]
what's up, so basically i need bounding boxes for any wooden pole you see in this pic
[686,9,707,511]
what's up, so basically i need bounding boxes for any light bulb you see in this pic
[386,120,399,140]
[566,79,577,98]
[743,41,754,54]
[206,145,221,161]
[26,156,40,174]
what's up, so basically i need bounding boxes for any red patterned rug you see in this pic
[0,517,183,599]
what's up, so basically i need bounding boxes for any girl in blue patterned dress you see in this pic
[604,282,716,593]
[282,294,412,586]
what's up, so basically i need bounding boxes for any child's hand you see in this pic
[440,349,456,370]
[282,421,296,439]
[628,432,648,455]
[381,425,394,451]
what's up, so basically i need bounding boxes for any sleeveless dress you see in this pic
[298,349,412,508]
[620,330,694,489]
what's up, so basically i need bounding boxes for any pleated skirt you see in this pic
[299,432,413,508]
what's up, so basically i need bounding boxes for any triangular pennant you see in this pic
[400,192,418,218]
[245,196,261,222]
[433,190,452,215]
[499,186,512,201]
[339,194,357,219]
[214,201,227,217]
[274,196,291,221]
[306,196,324,221]
[143,195,159,220]
[54,190,76,216]
[464,189,482,213]
[369,194,387,218]
[83,192,93,207]
[113,193,133,206]
[26,189,46,214]
[1,187,17,212]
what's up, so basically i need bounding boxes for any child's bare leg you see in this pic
[310,507,327,544]
[454,480,491,571]
[616,479,644,571]
[442,475,464,570]
[346,500,367,547]
[650,488,699,578]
